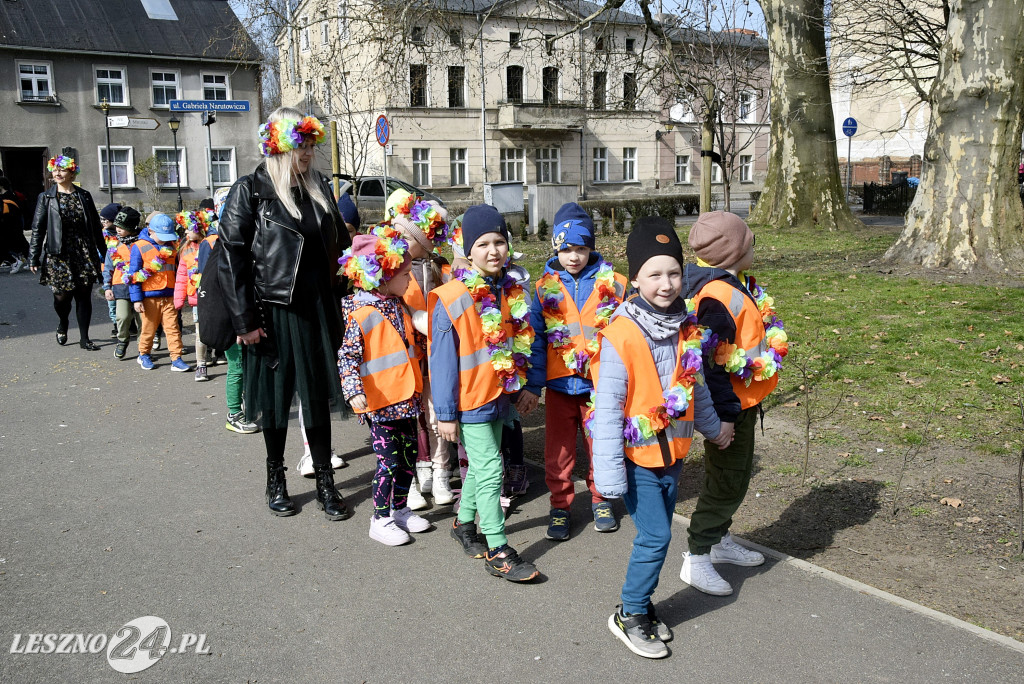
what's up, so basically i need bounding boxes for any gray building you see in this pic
[0,0,262,213]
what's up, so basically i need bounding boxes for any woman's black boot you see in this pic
[314,465,351,520]
[266,461,296,517]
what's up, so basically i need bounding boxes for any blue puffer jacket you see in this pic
[525,252,611,397]
[591,300,722,499]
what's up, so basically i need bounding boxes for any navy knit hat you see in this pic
[337,192,360,228]
[100,203,121,223]
[460,204,509,253]
[626,216,684,280]
[551,202,595,252]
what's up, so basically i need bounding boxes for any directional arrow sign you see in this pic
[107,116,161,130]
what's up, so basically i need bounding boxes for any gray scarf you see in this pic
[622,295,687,341]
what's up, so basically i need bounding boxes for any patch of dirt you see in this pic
[520,411,1024,641]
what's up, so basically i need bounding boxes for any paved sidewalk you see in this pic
[1,271,1021,682]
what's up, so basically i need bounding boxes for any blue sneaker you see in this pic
[137,354,154,370]
[593,501,619,532]
[170,358,192,372]
[546,508,570,541]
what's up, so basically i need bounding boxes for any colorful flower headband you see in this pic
[47,156,78,174]
[174,211,204,236]
[337,225,411,291]
[387,190,450,248]
[196,207,218,232]
[258,116,326,157]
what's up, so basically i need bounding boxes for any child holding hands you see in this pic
[591,217,732,658]
[173,210,209,381]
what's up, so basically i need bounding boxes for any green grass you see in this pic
[909,505,932,517]
[774,464,802,476]
[838,453,872,468]
[513,220,1024,455]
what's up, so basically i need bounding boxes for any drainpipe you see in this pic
[478,14,488,185]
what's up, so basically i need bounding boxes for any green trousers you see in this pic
[687,405,758,555]
[458,420,507,549]
[224,343,243,414]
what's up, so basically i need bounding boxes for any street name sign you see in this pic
[169,100,251,112]
[107,116,160,130]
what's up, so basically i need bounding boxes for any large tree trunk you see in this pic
[750,0,861,230]
[884,0,1024,272]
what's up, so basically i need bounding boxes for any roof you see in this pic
[0,0,260,63]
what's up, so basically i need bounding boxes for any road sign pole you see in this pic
[846,135,853,204]
[376,115,390,218]
[206,112,214,196]
[101,98,113,204]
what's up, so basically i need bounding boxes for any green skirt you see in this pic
[243,292,349,430]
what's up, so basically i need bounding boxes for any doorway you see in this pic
[1,147,49,213]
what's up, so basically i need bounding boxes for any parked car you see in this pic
[338,174,445,222]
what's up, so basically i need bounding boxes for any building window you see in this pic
[320,11,329,45]
[595,35,606,52]
[99,146,134,188]
[151,70,179,108]
[448,66,465,108]
[623,73,637,111]
[322,77,332,114]
[675,154,691,183]
[449,28,462,46]
[542,67,558,105]
[412,148,431,186]
[593,147,608,182]
[509,32,521,49]
[96,67,127,105]
[499,148,525,182]
[625,38,636,52]
[300,15,309,51]
[202,73,230,100]
[210,148,236,186]
[738,91,757,123]
[506,65,523,103]
[711,164,722,183]
[338,0,349,40]
[411,25,426,44]
[450,148,468,186]
[18,61,54,101]
[153,147,186,188]
[592,71,606,110]
[545,34,556,55]
[535,148,560,183]
[622,147,636,181]
[739,155,753,182]
[304,79,314,112]
[410,65,427,107]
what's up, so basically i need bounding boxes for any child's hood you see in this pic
[682,262,739,299]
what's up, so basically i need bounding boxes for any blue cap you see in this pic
[551,202,594,251]
[337,192,360,228]
[148,213,178,242]
[461,204,509,253]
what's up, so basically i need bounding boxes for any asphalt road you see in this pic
[1,268,1021,683]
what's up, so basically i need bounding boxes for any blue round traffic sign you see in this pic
[842,117,857,137]
[375,115,390,146]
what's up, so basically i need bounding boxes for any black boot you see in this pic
[314,465,351,521]
[266,462,296,517]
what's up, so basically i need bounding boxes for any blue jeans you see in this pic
[621,458,683,615]
[107,298,117,324]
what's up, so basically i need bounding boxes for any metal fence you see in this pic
[863,181,916,215]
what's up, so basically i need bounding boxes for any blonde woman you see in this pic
[29,154,106,350]
[218,107,353,519]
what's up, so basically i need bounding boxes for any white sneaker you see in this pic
[416,462,433,494]
[369,516,411,546]
[10,258,24,274]
[330,449,346,469]
[711,532,765,567]
[680,552,733,596]
[431,469,455,505]
[392,506,432,533]
[406,480,429,511]
[296,452,314,478]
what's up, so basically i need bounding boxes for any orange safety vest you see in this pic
[180,241,200,297]
[693,279,778,409]
[135,241,176,292]
[110,243,131,286]
[428,278,513,412]
[537,272,628,381]
[401,276,428,313]
[594,316,695,468]
[349,304,422,413]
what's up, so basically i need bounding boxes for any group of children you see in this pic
[336,189,787,659]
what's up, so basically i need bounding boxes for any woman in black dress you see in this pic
[218,107,353,519]
[29,154,105,350]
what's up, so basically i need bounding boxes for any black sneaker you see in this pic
[608,606,669,659]
[450,520,487,558]
[484,545,539,582]
[114,341,127,359]
[647,605,673,642]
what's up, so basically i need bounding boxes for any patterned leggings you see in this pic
[369,418,418,518]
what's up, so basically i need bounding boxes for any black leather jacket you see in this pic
[28,184,104,271]
[218,163,350,335]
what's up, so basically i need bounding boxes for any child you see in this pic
[429,204,540,582]
[173,210,209,381]
[591,216,732,658]
[338,228,431,545]
[521,202,628,540]
[679,211,787,595]
[99,203,121,333]
[337,192,361,241]
[101,206,142,359]
[128,213,190,372]
[387,189,454,507]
